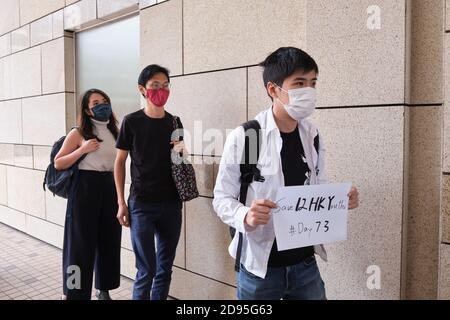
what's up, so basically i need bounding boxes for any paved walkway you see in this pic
[0,223,134,300]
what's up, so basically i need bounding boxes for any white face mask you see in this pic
[276,86,317,121]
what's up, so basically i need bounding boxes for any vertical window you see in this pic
[76,15,140,121]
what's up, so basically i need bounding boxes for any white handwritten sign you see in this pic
[272,183,352,251]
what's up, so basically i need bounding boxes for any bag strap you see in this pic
[171,116,185,161]
[314,134,319,154]
[171,115,184,139]
[239,120,264,203]
[235,120,263,272]
[71,127,88,166]
[172,115,178,131]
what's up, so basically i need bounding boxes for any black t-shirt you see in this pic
[267,127,315,268]
[116,109,182,203]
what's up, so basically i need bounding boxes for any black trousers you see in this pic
[62,170,122,300]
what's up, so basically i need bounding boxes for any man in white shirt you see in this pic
[213,47,359,300]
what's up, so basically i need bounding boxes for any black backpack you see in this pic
[232,120,320,272]
[42,128,87,199]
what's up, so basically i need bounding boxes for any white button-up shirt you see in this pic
[213,107,328,279]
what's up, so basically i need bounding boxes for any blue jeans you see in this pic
[237,256,326,300]
[128,199,182,300]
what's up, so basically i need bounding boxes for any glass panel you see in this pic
[76,15,140,122]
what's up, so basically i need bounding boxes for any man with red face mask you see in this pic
[114,65,185,300]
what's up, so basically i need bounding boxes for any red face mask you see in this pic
[146,88,170,107]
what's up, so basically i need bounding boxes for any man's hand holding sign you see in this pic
[245,184,359,250]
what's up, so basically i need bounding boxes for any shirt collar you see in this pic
[264,106,279,137]
[91,118,110,126]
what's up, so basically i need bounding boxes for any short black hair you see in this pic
[259,47,319,88]
[138,64,170,87]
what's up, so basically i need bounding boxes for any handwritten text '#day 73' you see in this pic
[273,196,347,214]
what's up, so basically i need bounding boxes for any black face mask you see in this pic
[91,103,112,122]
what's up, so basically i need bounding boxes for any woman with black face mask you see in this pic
[54,89,122,300]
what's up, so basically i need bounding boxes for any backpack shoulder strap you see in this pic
[70,126,80,134]
[314,134,320,154]
[235,120,263,273]
[239,120,263,205]
[69,126,89,164]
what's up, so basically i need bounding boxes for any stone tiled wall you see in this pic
[440,0,450,301]
[0,0,448,300]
